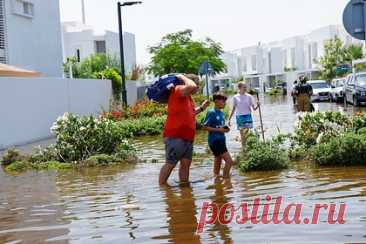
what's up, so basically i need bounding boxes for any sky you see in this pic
[60,0,350,64]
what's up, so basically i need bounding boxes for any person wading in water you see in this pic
[228,82,260,149]
[295,76,313,112]
[159,74,210,185]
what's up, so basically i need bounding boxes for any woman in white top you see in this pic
[228,82,260,148]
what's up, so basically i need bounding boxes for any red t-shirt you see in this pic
[163,86,196,142]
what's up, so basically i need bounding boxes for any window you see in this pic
[308,44,312,68]
[291,48,296,68]
[356,74,366,86]
[95,41,106,54]
[347,75,354,85]
[310,82,330,89]
[251,55,257,71]
[12,0,34,18]
[312,43,318,60]
[76,49,81,62]
[268,53,272,73]
[283,50,287,67]
[242,57,247,72]
[22,1,33,16]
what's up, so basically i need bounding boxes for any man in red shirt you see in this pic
[159,74,210,185]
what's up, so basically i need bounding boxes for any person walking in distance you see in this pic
[295,76,313,112]
[159,74,210,185]
[228,82,260,148]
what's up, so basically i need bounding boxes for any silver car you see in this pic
[308,80,331,102]
[330,78,345,102]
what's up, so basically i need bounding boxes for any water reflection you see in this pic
[154,186,200,243]
[207,178,233,243]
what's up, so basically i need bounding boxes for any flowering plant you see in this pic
[50,113,135,162]
[293,111,351,148]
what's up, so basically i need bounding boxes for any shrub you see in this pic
[1,148,24,166]
[50,113,135,162]
[117,116,166,137]
[266,88,281,96]
[288,146,308,161]
[5,161,29,172]
[236,135,289,172]
[101,68,122,101]
[293,111,351,148]
[223,88,236,96]
[130,65,144,81]
[125,100,166,119]
[30,161,72,171]
[28,146,59,163]
[310,132,366,166]
[192,93,207,105]
[83,154,119,166]
[352,112,366,132]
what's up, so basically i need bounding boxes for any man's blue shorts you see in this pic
[165,137,193,165]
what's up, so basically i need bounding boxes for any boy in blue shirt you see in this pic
[203,93,234,178]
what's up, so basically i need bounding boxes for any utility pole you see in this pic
[117,1,142,107]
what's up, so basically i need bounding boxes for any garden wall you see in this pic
[0,78,111,150]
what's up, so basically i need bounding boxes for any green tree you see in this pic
[344,44,364,62]
[64,57,82,78]
[319,37,364,81]
[63,53,122,101]
[147,29,227,76]
[96,68,122,100]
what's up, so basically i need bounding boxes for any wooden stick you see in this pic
[256,93,265,142]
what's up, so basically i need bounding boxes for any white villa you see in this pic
[223,25,364,92]
[0,0,63,77]
[62,21,137,74]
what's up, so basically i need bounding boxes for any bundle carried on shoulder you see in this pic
[146,74,183,103]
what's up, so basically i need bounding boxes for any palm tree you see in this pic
[344,44,364,62]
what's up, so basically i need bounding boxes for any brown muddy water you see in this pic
[1,97,366,243]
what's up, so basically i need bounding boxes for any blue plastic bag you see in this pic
[146,74,182,103]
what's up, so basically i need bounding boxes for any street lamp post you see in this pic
[117,1,142,107]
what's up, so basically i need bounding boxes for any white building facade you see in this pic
[223,25,363,91]
[62,22,136,73]
[1,0,63,77]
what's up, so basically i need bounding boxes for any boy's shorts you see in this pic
[236,114,253,130]
[209,139,228,157]
[165,137,193,165]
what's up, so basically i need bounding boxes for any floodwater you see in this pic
[1,96,366,243]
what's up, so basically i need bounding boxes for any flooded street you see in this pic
[1,96,366,243]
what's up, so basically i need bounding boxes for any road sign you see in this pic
[199,61,213,75]
[336,64,352,76]
[199,61,214,98]
[343,0,366,40]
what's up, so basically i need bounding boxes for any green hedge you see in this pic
[310,132,366,166]
[236,135,289,172]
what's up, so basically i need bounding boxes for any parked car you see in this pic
[308,80,331,102]
[344,72,366,106]
[330,78,346,102]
